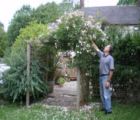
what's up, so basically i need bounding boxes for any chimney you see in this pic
[80,0,84,8]
[137,0,140,6]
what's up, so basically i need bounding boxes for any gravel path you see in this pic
[42,81,78,107]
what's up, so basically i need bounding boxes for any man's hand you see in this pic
[108,71,113,82]
[105,81,110,89]
[105,71,113,89]
[91,40,100,52]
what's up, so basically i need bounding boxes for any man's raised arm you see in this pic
[91,41,100,52]
[91,40,103,58]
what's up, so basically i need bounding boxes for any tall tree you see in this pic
[32,2,62,24]
[32,2,74,24]
[59,0,74,12]
[7,2,74,46]
[7,5,32,46]
[0,22,7,57]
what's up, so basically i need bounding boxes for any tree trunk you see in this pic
[26,43,31,107]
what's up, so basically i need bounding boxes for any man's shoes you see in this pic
[105,111,112,115]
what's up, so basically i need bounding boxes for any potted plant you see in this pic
[57,77,65,87]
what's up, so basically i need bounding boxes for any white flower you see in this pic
[56,19,62,24]
[79,40,82,44]
[85,73,89,76]
[66,26,69,30]
[92,52,96,56]
[77,51,80,54]
[90,25,95,28]
[88,35,92,40]
[76,45,79,48]
[73,24,76,28]
[85,21,92,27]
[86,44,90,48]
[79,37,83,41]
[70,51,76,58]
[86,49,90,53]
[92,34,96,39]
[88,15,94,19]
[55,43,57,48]
[81,30,86,35]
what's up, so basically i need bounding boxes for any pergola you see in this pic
[77,0,140,107]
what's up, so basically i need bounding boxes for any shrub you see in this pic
[3,23,49,102]
[57,77,65,85]
[112,32,140,101]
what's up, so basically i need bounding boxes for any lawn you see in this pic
[0,103,140,120]
[94,103,140,120]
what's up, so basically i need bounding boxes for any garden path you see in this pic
[42,81,77,108]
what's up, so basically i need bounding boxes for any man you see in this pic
[92,41,114,114]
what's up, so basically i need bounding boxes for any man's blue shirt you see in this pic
[97,50,114,75]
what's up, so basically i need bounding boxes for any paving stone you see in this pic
[42,81,77,107]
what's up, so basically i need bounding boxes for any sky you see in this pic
[0,0,118,31]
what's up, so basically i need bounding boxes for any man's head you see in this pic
[103,45,113,54]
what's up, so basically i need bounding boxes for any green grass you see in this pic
[0,103,140,120]
[94,103,140,120]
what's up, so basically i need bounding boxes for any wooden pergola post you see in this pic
[26,42,31,107]
[77,67,89,108]
[77,68,81,108]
